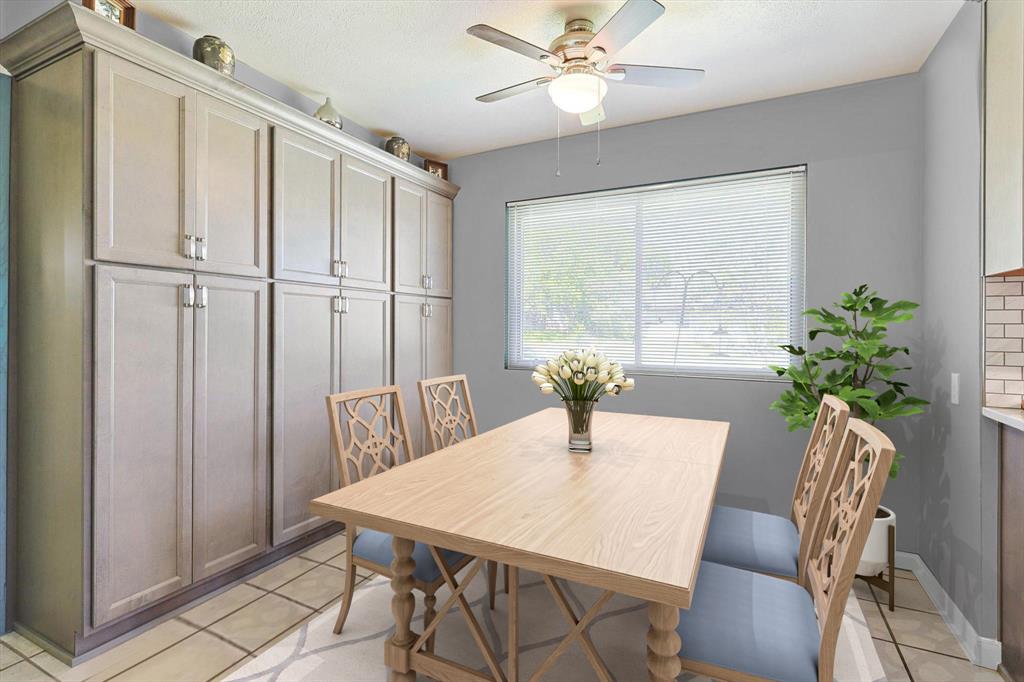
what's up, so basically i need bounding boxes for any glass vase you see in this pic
[563,400,596,453]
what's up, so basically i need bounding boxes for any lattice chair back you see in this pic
[806,418,895,681]
[417,374,479,453]
[326,385,417,487]
[790,394,851,581]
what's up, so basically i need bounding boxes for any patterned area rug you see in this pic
[228,570,885,681]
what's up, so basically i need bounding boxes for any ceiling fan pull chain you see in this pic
[555,108,561,177]
[596,71,602,166]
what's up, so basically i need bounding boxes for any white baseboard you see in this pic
[895,551,1002,669]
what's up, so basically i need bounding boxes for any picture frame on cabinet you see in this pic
[424,159,449,181]
[84,0,136,29]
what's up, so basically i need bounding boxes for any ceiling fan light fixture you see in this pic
[547,73,607,114]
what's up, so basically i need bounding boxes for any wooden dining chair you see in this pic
[701,394,851,583]
[417,373,507,608]
[325,385,495,639]
[675,418,896,682]
[418,373,479,452]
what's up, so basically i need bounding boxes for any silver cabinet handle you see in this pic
[340,296,349,314]
[183,234,196,259]
[422,274,433,290]
[333,296,346,314]
[332,259,349,278]
[196,285,208,309]
[196,236,208,261]
[421,302,432,318]
[182,284,195,307]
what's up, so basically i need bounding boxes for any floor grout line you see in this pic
[869,582,915,681]
[34,533,372,682]
[867,580,977,663]
[883,603,941,616]
[192,626,252,655]
[206,651,255,682]
[23,655,58,681]
[246,582,321,612]
[897,641,971,662]
[0,641,28,671]
[99,626,209,682]
[94,535,347,682]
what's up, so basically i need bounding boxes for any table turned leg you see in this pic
[423,590,437,653]
[508,566,519,682]
[388,536,416,682]
[646,602,681,682]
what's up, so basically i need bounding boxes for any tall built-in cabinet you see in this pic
[394,178,453,297]
[2,3,455,660]
[394,296,453,455]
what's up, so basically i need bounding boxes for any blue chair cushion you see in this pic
[352,529,467,584]
[677,561,820,682]
[701,505,800,578]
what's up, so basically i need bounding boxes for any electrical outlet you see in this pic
[951,373,960,405]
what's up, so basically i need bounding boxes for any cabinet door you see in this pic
[273,283,341,544]
[196,96,269,277]
[93,266,194,626]
[393,295,426,457]
[94,52,195,269]
[985,0,1024,275]
[272,128,340,285]
[393,179,427,294]
[425,297,453,379]
[340,155,391,291]
[193,276,268,579]
[425,192,453,298]
[340,289,391,392]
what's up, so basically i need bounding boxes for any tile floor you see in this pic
[854,569,1004,682]
[0,532,373,682]
[0,537,1007,682]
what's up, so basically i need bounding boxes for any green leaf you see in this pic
[772,284,926,480]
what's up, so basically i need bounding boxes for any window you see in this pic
[506,166,806,377]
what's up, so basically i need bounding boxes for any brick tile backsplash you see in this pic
[988,310,1022,324]
[985,275,1024,408]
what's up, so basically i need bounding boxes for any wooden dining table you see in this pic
[310,407,729,682]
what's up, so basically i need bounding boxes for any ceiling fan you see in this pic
[467,0,705,125]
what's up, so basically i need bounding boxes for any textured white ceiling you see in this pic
[135,0,963,160]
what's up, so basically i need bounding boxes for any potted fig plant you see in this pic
[769,285,928,602]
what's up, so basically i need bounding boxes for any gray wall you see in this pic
[0,0,384,149]
[919,2,995,639]
[1,72,10,630]
[449,74,927,552]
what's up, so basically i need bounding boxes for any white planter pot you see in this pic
[857,505,895,576]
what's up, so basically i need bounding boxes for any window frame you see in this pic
[504,165,807,381]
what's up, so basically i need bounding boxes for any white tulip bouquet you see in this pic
[530,348,635,402]
[531,349,634,452]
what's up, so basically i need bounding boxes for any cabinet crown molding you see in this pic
[0,1,459,199]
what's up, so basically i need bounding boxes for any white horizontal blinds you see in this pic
[507,166,806,376]
[639,168,806,374]
[508,193,637,365]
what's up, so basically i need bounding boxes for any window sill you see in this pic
[504,366,789,383]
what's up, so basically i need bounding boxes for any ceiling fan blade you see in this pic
[476,77,553,103]
[606,64,705,88]
[467,24,562,66]
[579,104,606,126]
[587,0,665,60]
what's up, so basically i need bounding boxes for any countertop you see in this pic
[982,406,1024,431]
